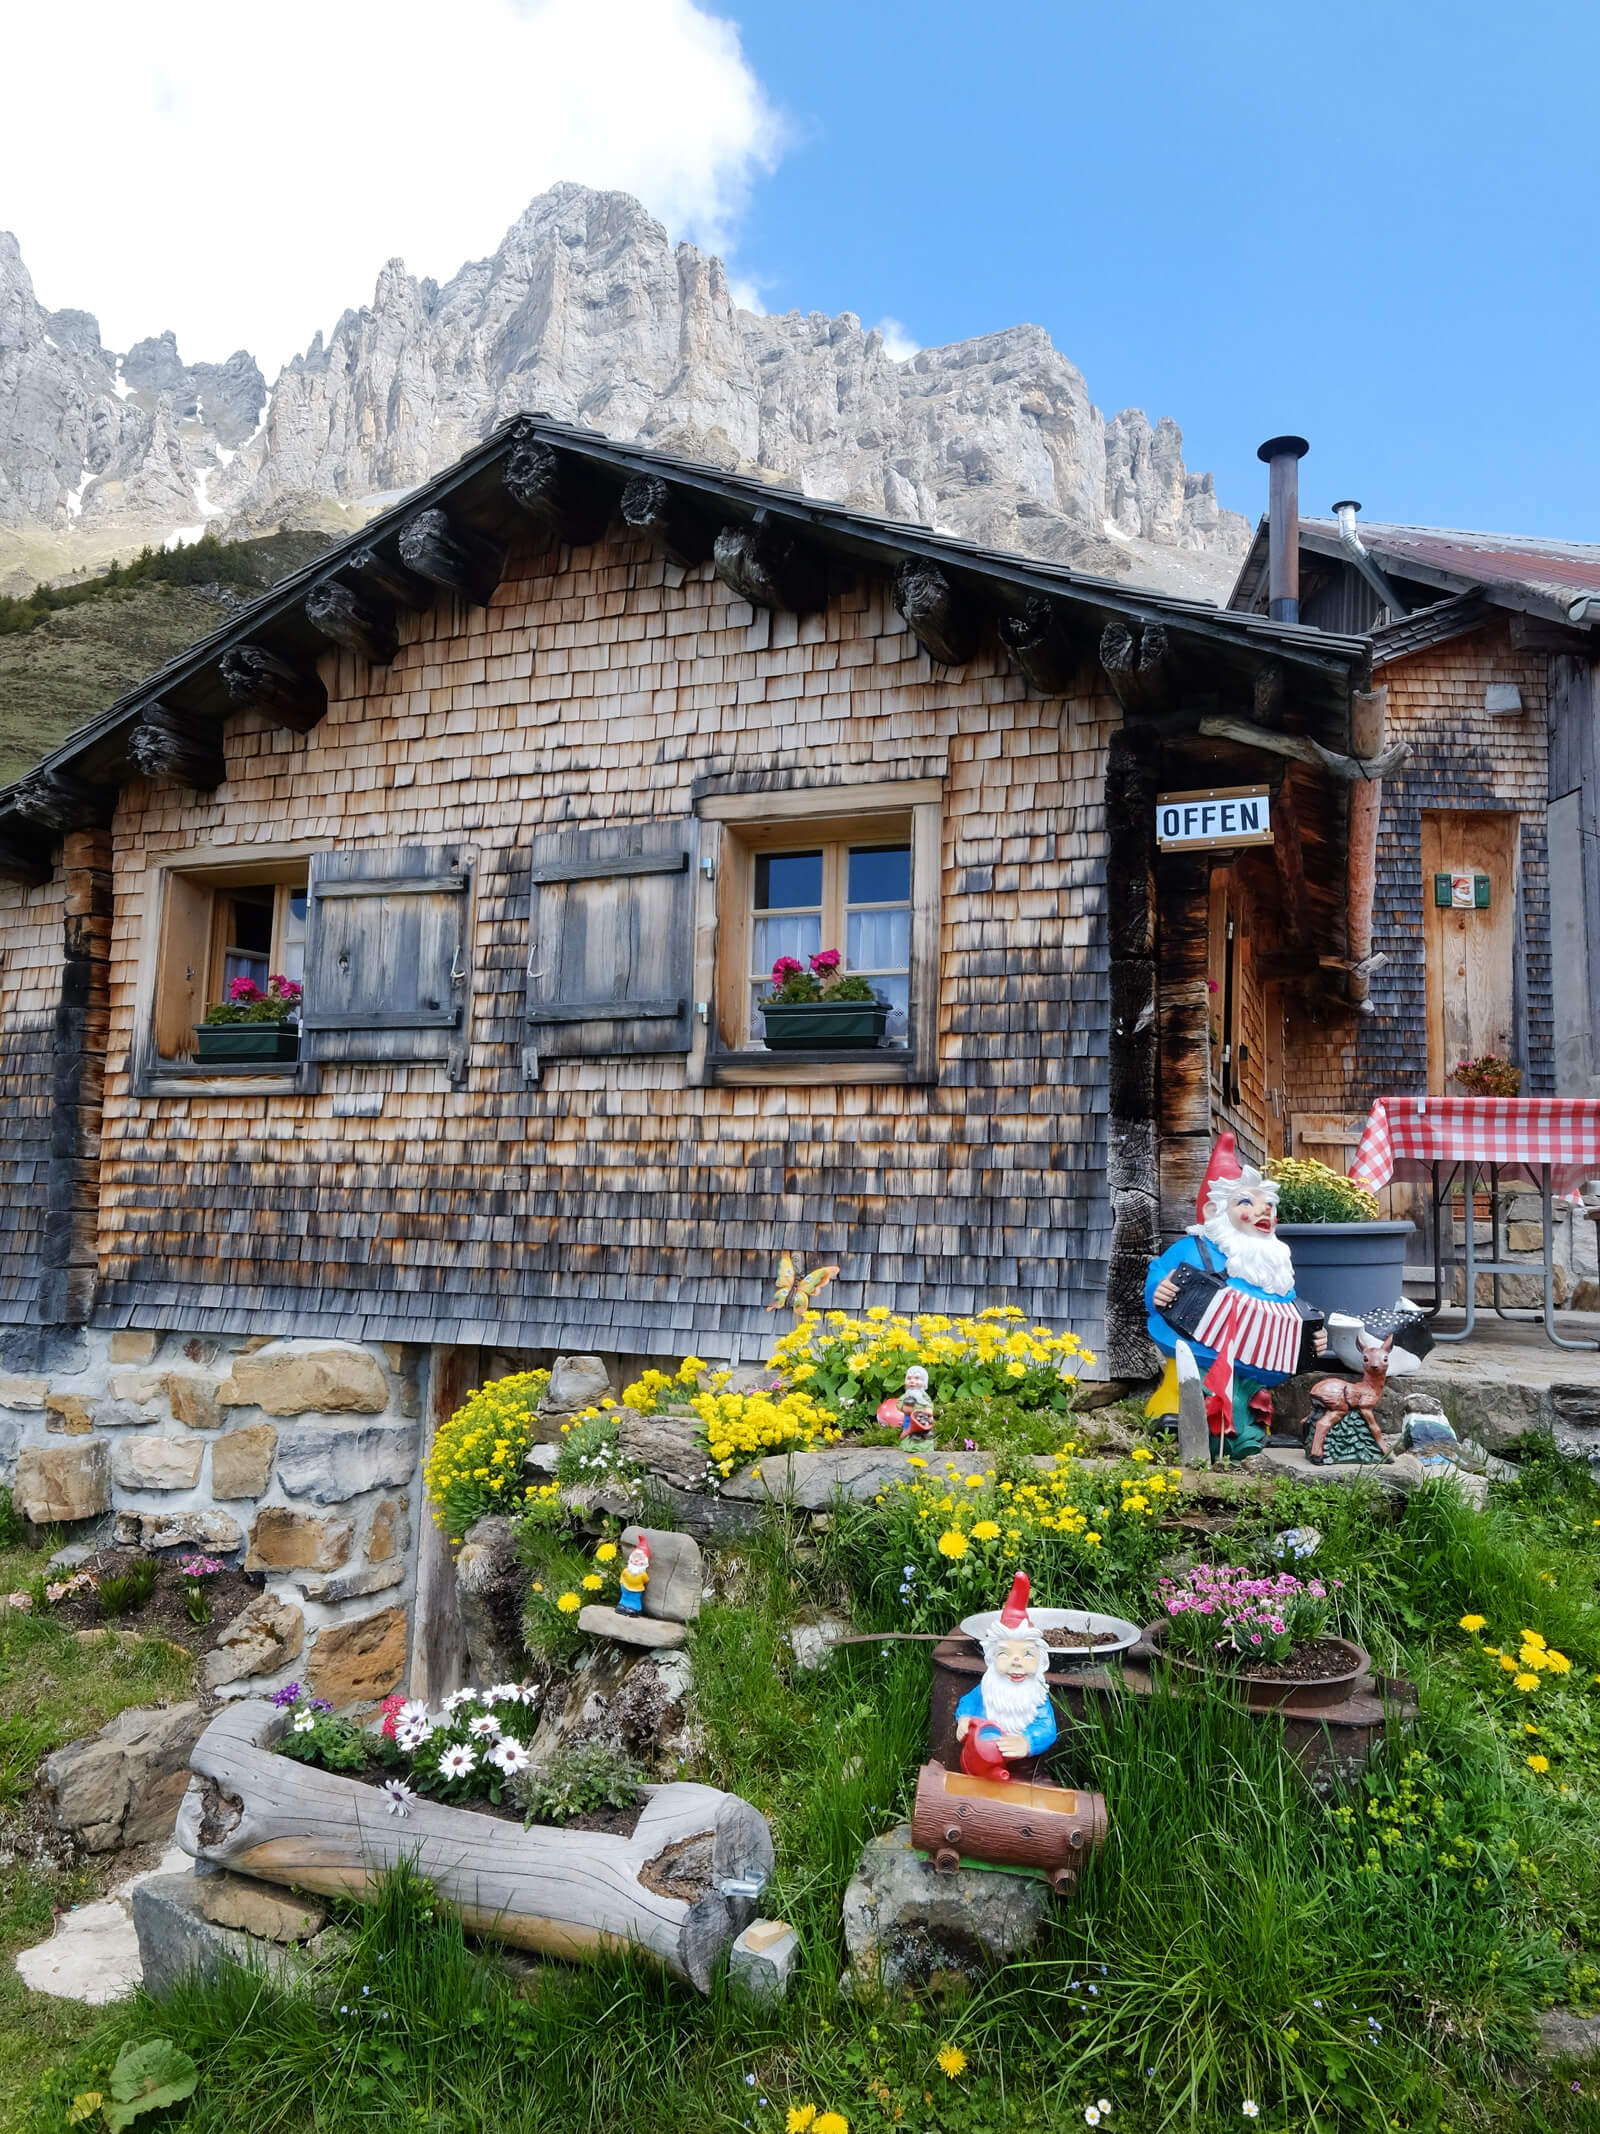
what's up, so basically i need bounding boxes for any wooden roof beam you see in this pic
[10,768,116,833]
[620,474,715,568]
[712,517,827,614]
[219,645,328,734]
[345,545,434,611]
[1196,710,1408,783]
[999,595,1081,694]
[305,578,399,666]
[504,437,612,551]
[893,558,981,667]
[397,508,506,609]
[1099,619,1173,715]
[126,700,226,791]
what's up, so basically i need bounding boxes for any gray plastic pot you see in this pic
[1275,1220,1415,1322]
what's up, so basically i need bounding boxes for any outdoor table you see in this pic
[1349,1095,1600,1352]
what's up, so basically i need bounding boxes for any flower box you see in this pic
[175,1701,773,1993]
[1146,1621,1371,1713]
[759,999,890,1051]
[193,1024,301,1064]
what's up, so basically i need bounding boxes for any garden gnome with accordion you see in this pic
[617,1534,650,1616]
[954,1573,1058,1777]
[1144,1133,1327,1459]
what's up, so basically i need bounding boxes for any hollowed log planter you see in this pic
[1145,1624,1371,1713]
[175,1702,773,1993]
[910,1759,1108,1896]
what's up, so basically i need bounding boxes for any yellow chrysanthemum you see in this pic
[935,2044,968,2079]
[557,1592,581,1614]
[1458,1614,1486,1632]
[937,1529,969,1560]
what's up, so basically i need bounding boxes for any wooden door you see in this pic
[1420,811,1517,1093]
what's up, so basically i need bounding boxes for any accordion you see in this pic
[1162,1243,1324,1378]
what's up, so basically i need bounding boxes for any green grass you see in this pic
[12,1472,1600,2134]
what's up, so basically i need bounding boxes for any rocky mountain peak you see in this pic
[0,186,1250,600]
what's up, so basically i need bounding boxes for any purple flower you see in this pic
[309,1698,334,1714]
[270,1682,303,1708]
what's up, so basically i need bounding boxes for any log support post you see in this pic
[504,437,612,551]
[1344,688,1388,1012]
[35,828,111,1328]
[620,474,714,568]
[1104,731,1162,1378]
[892,558,981,667]
[305,579,400,666]
[712,518,827,615]
[127,700,226,791]
[219,646,328,734]
[397,509,506,609]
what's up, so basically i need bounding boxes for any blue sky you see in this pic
[724,0,1600,541]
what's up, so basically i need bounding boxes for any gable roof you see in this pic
[1229,512,1600,632]
[0,415,1372,853]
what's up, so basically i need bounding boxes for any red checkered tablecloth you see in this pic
[1349,1096,1600,1196]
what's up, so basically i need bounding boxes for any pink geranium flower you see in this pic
[771,956,804,983]
[810,949,842,974]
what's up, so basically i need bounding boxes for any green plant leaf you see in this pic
[103,2037,198,2130]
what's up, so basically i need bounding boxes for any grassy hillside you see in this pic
[0,531,331,787]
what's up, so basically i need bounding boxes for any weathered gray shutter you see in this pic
[301,847,472,1075]
[524,820,696,1070]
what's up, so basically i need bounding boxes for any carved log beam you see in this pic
[397,508,506,609]
[345,546,434,612]
[504,437,612,551]
[999,596,1081,694]
[219,644,328,734]
[0,828,53,885]
[10,768,116,833]
[1099,619,1173,715]
[892,558,982,667]
[305,578,399,665]
[712,518,827,615]
[126,700,226,790]
[620,474,715,568]
[1196,711,1409,783]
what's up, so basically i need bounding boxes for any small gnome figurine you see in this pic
[617,1534,650,1616]
[876,1363,935,1440]
[954,1573,1058,1779]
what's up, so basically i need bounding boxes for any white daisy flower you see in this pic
[519,1684,542,1707]
[1242,2107,1260,2122]
[383,1779,417,1817]
[292,1710,316,1734]
[1098,2106,1112,2117]
[486,1682,521,1706]
[489,1739,531,1776]
[439,1744,477,1779]
[467,1713,503,1740]
[1085,2112,1101,2128]
[396,1720,432,1751]
[441,1688,477,1714]
[397,1700,430,1728]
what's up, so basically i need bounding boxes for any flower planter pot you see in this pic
[194,1024,300,1064]
[175,1701,773,1992]
[1275,1219,1414,1321]
[1145,1622,1371,1712]
[759,999,890,1051]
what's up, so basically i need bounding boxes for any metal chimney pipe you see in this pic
[1257,435,1309,624]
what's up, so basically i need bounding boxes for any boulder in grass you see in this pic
[840,1823,1051,1996]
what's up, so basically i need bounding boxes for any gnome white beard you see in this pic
[978,1662,1050,1733]
[1200,1206,1296,1297]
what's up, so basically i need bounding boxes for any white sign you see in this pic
[1156,785,1273,851]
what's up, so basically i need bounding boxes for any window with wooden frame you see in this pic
[151,859,310,1063]
[696,780,941,1086]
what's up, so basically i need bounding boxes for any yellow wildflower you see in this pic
[971,1521,1001,1541]
[1131,1446,1153,1461]
[787,2111,817,2134]
[937,1529,969,1560]
[1499,1654,1520,1673]
[935,2044,968,2079]
[557,1592,581,1614]
[965,1474,984,1489]
[1521,1629,1547,1649]
[814,2116,850,2134]
[66,2097,103,2126]
[1458,1614,1486,1632]
[596,1543,617,1562]
[1527,1754,1551,1772]
[582,1573,604,1591]
[1514,1672,1541,1692]
[1544,1649,1572,1675]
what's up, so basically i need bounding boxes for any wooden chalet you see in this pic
[0,419,1377,1690]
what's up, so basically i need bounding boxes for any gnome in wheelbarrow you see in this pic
[1143,1131,1327,1460]
[954,1573,1057,1778]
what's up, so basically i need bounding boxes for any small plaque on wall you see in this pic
[1156,784,1272,851]
[1434,872,1491,909]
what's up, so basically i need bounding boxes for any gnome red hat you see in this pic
[1194,1130,1243,1228]
[631,1535,650,1562]
[998,1572,1033,1632]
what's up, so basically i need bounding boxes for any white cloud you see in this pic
[1,0,783,375]
[873,317,922,362]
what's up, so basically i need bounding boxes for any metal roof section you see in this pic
[0,415,1373,825]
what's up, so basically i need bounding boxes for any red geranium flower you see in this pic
[810,949,842,973]
[228,976,262,1003]
[771,956,804,982]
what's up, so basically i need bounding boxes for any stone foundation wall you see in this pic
[1,1329,426,1708]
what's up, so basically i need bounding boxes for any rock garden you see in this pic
[4,1301,1600,2134]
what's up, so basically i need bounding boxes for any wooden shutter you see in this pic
[301,847,473,1076]
[525,820,696,1069]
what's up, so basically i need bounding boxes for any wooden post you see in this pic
[1104,732,1162,1378]
[35,828,111,1327]
[410,1345,478,1706]
[1344,688,1387,1011]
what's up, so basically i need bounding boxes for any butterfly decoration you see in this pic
[766,1252,841,1315]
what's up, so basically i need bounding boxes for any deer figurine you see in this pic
[1304,1332,1394,1465]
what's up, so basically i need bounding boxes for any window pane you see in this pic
[226,887,274,956]
[847,845,910,903]
[752,911,822,974]
[223,950,270,994]
[755,851,823,910]
[847,907,911,972]
[874,973,909,1047]
[277,888,308,988]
